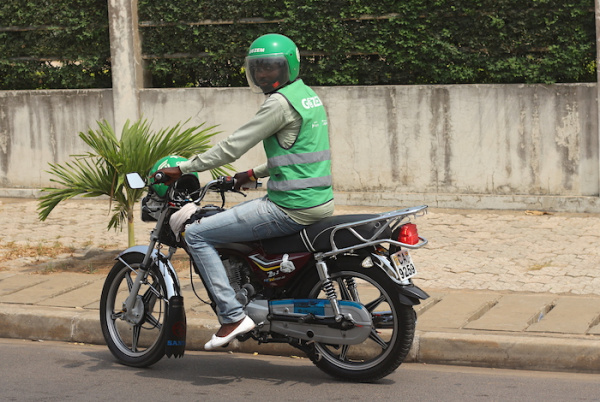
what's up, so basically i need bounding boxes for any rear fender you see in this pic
[397,283,429,306]
[117,246,181,299]
[370,253,429,306]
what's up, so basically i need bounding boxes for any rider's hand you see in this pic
[233,169,256,190]
[153,167,182,185]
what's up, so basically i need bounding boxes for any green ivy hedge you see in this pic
[0,0,112,89]
[0,0,596,89]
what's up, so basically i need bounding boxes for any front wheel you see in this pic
[299,259,417,382]
[99,253,168,367]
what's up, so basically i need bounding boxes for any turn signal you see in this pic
[399,223,419,245]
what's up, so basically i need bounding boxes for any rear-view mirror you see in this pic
[126,173,146,189]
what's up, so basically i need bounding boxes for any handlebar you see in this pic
[148,171,261,207]
[191,176,248,205]
[198,176,263,196]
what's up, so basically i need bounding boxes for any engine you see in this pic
[222,255,257,306]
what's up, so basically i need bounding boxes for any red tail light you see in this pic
[399,223,419,245]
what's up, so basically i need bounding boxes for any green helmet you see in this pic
[245,33,300,94]
[148,155,189,197]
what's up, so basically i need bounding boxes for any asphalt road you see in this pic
[2,339,600,401]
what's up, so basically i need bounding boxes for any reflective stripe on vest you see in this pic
[267,149,331,168]
[268,175,333,192]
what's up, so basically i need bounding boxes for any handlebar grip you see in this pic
[221,176,235,190]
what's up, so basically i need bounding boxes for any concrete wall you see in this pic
[0,90,114,188]
[1,84,598,212]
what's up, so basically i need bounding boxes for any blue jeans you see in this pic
[184,196,305,324]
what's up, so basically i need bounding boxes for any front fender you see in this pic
[117,246,181,299]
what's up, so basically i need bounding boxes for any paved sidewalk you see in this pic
[1,198,600,373]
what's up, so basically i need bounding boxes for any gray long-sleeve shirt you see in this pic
[179,93,334,225]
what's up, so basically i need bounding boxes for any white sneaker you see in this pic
[204,316,256,350]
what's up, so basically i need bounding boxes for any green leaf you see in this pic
[37,118,227,246]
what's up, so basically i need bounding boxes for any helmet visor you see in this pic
[245,55,290,94]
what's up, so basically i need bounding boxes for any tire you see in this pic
[100,253,168,367]
[299,259,416,382]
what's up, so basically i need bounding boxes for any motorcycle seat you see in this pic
[261,214,392,254]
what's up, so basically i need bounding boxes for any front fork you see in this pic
[122,270,148,323]
[119,245,180,324]
[122,203,179,317]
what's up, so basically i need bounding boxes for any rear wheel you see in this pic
[100,253,168,367]
[299,260,416,382]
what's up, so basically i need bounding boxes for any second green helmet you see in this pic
[245,33,300,94]
[148,155,189,198]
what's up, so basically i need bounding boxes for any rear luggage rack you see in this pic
[317,205,429,259]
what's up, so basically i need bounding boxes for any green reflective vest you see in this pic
[264,80,334,210]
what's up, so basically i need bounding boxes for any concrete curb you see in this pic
[2,304,599,374]
[415,331,600,373]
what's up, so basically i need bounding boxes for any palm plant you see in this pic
[38,118,230,247]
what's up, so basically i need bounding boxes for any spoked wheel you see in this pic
[99,253,168,367]
[301,261,416,382]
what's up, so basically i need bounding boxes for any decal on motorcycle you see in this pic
[172,321,186,338]
[249,253,296,273]
[265,274,287,283]
[293,300,326,315]
[249,254,284,272]
[167,340,185,346]
[270,299,365,317]
[270,299,326,315]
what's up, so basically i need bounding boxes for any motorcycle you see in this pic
[99,171,429,382]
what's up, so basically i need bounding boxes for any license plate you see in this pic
[391,250,417,281]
